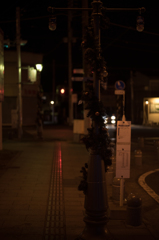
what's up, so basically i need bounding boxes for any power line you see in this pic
[1,15,159,37]
[110,22,159,36]
[105,43,159,54]
[103,36,159,49]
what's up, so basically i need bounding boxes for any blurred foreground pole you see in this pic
[0,102,2,150]
[68,1,73,126]
[130,70,134,123]
[78,1,111,239]
[82,0,90,134]
[16,7,22,139]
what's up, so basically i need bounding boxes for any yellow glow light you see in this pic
[60,88,65,94]
[36,64,43,72]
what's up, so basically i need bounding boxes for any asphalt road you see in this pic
[145,171,159,196]
[107,124,159,140]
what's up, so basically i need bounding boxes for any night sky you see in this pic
[0,1,159,93]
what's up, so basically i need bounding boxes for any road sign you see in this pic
[73,69,84,74]
[115,80,125,90]
[114,90,125,95]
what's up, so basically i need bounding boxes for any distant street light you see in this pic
[50,100,55,123]
[60,88,65,94]
[36,64,43,72]
[50,100,54,105]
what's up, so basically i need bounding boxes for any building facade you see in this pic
[3,50,43,126]
[126,71,159,125]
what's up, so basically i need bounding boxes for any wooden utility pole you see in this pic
[16,7,22,139]
[68,0,73,126]
[130,70,134,123]
[82,0,90,134]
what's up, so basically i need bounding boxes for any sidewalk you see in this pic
[0,125,158,239]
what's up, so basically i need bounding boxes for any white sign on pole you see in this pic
[28,67,37,83]
[114,90,125,95]
[73,69,84,74]
[116,121,131,178]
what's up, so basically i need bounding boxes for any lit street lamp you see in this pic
[36,64,43,72]
[50,100,55,123]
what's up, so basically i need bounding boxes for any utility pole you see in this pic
[68,0,73,126]
[79,1,111,239]
[130,70,134,123]
[82,0,89,80]
[47,4,145,239]
[82,0,91,134]
[0,29,4,150]
[16,7,22,139]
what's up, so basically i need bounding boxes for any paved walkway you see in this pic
[0,126,158,239]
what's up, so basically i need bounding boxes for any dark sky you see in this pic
[0,0,159,92]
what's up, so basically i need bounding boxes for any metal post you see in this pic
[68,1,73,126]
[122,92,125,121]
[16,7,22,139]
[82,0,90,135]
[120,177,124,206]
[130,70,134,123]
[52,59,55,122]
[0,102,2,150]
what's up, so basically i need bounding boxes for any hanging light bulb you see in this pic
[136,15,144,32]
[103,69,108,77]
[102,66,108,78]
[49,16,56,31]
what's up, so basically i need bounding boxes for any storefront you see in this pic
[143,97,159,125]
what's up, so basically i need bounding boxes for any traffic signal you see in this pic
[136,16,144,32]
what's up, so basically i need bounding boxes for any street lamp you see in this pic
[36,64,43,72]
[49,16,56,31]
[50,100,55,123]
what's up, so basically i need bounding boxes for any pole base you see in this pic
[75,217,113,240]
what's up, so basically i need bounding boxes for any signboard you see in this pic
[114,90,125,95]
[28,67,37,83]
[73,69,84,74]
[72,93,78,103]
[116,121,131,178]
[22,84,38,97]
[150,102,159,113]
[0,29,4,101]
[115,80,125,90]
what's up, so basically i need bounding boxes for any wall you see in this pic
[3,50,43,126]
[143,97,159,125]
